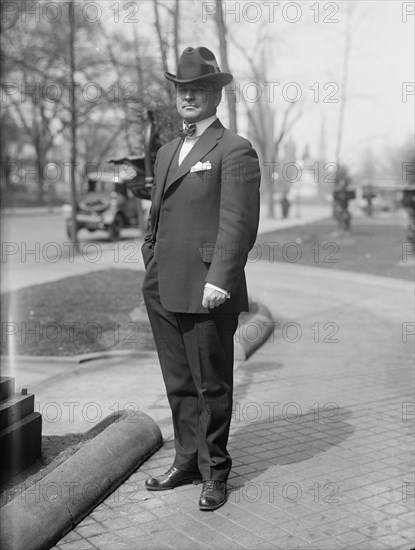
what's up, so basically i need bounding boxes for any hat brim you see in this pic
[164,71,233,87]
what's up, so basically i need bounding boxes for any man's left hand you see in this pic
[202,287,227,309]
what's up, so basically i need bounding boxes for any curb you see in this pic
[75,349,146,364]
[234,298,274,362]
[0,410,162,550]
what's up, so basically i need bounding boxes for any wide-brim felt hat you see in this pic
[164,46,233,87]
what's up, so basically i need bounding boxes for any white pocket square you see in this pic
[190,161,212,173]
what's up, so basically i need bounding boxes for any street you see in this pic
[1,213,143,294]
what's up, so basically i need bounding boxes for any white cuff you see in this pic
[205,283,231,299]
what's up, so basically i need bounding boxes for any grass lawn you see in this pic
[1,269,155,357]
[254,216,414,281]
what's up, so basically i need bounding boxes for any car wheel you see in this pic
[109,214,123,241]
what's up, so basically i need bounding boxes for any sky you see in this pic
[102,0,414,169]
[189,1,414,167]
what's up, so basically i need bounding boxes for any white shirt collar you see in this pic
[182,115,217,139]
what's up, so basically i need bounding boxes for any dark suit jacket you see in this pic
[141,118,260,314]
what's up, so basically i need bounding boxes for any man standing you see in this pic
[141,47,260,510]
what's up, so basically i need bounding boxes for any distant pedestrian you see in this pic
[281,193,290,218]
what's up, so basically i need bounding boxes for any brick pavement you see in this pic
[52,268,414,550]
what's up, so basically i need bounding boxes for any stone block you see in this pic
[0,412,42,482]
[0,377,15,402]
[0,393,35,430]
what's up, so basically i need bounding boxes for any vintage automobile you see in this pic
[62,158,150,241]
[63,111,159,241]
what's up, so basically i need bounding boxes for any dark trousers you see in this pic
[142,258,239,481]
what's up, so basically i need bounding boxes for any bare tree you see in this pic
[335,3,353,165]
[97,21,135,154]
[1,6,103,203]
[173,0,180,68]
[232,39,303,218]
[153,1,169,73]
[212,1,237,133]
[152,0,182,102]
[2,25,69,201]
[68,0,79,249]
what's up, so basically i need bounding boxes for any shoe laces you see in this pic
[204,480,221,490]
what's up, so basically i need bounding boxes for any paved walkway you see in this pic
[51,263,414,550]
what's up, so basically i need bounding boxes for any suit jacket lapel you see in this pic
[163,119,224,195]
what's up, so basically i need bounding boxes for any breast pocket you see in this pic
[188,159,221,202]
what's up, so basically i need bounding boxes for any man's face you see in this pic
[176,83,221,123]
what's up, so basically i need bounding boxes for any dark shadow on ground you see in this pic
[227,355,355,496]
[227,407,355,497]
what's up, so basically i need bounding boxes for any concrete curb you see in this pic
[75,349,145,364]
[0,410,162,550]
[0,350,149,368]
[234,298,274,362]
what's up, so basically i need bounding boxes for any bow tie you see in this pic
[179,123,197,138]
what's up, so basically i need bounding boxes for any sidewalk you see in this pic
[50,262,414,550]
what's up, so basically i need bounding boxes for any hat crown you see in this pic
[164,46,233,87]
[177,47,221,81]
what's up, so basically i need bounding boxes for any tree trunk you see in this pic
[173,0,180,67]
[35,144,45,203]
[69,0,79,249]
[214,1,237,133]
[336,4,352,165]
[153,0,174,101]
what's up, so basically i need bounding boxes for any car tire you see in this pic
[109,214,123,241]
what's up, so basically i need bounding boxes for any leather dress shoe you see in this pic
[199,480,226,510]
[145,466,201,491]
